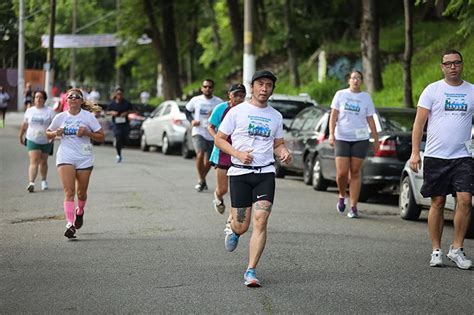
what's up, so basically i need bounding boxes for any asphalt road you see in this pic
[1,111,472,314]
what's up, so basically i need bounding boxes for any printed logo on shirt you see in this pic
[63,118,83,136]
[248,115,271,138]
[344,102,361,113]
[444,93,467,112]
[30,116,45,125]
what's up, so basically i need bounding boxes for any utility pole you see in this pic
[242,0,255,96]
[69,0,77,86]
[115,0,121,88]
[44,0,56,104]
[17,0,25,111]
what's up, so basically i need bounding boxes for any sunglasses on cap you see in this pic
[67,94,83,100]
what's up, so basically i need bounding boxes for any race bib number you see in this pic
[355,128,369,139]
[34,130,46,138]
[465,139,473,155]
[115,117,126,124]
[82,143,92,155]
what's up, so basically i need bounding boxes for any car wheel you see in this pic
[399,176,422,220]
[358,185,372,202]
[466,216,474,239]
[274,159,286,178]
[140,133,150,152]
[312,156,328,191]
[182,135,193,159]
[162,134,171,155]
[303,155,313,185]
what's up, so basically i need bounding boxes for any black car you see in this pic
[278,106,416,202]
[268,93,318,128]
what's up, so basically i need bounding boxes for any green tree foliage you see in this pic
[12,0,117,88]
[443,0,474,37]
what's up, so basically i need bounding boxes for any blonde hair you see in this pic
[67,88,102,113]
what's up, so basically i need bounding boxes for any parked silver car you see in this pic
[399,151,474,239]
[140,100,189,154]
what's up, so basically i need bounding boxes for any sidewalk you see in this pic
[2,111,24,127]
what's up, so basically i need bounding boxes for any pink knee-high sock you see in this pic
[64,201,75,225]
[77,199,86,215]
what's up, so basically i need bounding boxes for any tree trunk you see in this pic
[227,0,243,51]
[284,0,300,87]
[403,0,413,108]
[143,0,182,100]
[360,0,383,93]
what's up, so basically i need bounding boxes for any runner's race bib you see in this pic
[82,143,92,155]
[465,139,473,156]
[115,117,126,124]
[355,128,369,139]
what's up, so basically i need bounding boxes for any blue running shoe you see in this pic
[244,268,261,287]
[225,230,239,252]
[336,197,346,213]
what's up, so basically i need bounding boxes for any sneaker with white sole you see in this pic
[224,229,239,252]
[195,181,208,192]
[244,268,261,287]
[347,207,359,218]
[27,182,35,193]
[429,249,444,267]
[64,224,77,239]
[41,180,48,190]
[447,246,472,270]
[336,197,346,213]
[213,191,225,214]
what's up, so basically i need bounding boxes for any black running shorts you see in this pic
[335,140,370,159]
[229,172,275,208]
[420,156,473,198]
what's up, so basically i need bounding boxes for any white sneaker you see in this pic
[27,182,35,193]
[213,191,225,214]
[447,246,472,270]
[429,249,444,267]
[41,180,48,190]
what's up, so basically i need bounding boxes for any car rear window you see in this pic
[269,100,314,120]
[378,111,416,132]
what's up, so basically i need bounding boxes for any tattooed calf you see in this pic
[236,207,247,223]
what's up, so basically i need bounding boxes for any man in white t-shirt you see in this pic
[411,49,473,270]
[185,79,223,192]
[215,70,292,287]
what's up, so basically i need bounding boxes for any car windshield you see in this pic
[269,100,314,119]
[178,105,187,112]
[378,111,416,132]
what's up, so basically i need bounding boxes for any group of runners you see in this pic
[18,49,473,288]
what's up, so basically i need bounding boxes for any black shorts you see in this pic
[229,172,275,208]
[420,157,473,198]
[335,140,370,159]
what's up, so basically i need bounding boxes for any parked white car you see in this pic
[140,100,189,154]
[399,150,474,239]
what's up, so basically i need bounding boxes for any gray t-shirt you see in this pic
[417,79,473,159]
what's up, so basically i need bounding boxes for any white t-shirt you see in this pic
[48,109,102,163]
[417,79,474,159]
[186,95,223,140]
[23,106,56,144]
[219,101,284,176]
[330,88,376,141]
